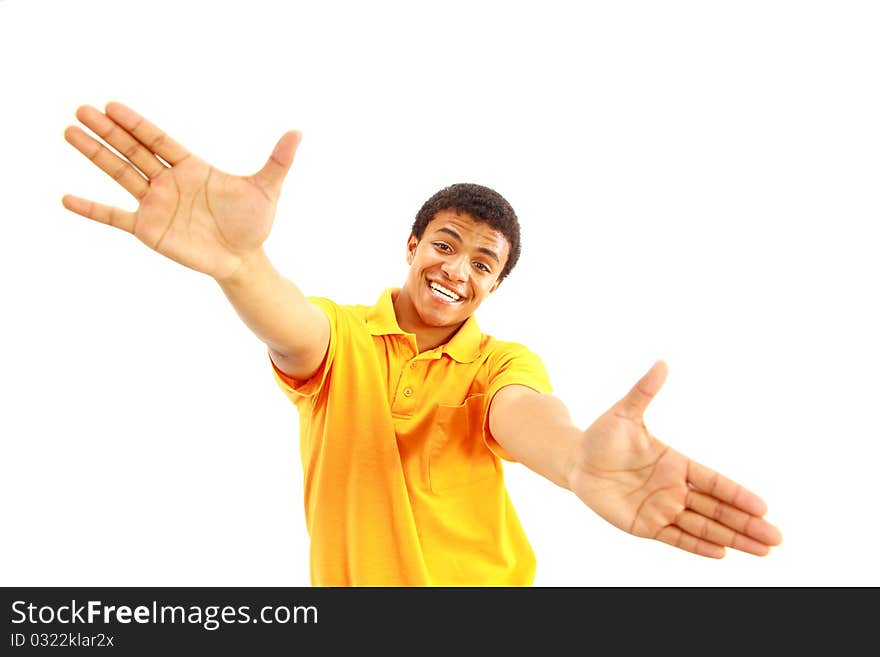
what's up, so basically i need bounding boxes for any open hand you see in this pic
[63,102,301,280]
[570,360,783,558]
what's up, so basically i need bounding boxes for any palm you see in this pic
[570,361,783,558]
[134,160,275,278]
[573,410,687,537]
[63,102,300,280]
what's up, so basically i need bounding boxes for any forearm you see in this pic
[215,248,328,372]
[489,388,583,490]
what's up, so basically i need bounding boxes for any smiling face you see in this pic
[396,209,511,334]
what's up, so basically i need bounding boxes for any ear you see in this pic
[406,234,418,265]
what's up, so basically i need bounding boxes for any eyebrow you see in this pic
[435,227,501,265]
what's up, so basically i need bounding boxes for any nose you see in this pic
[441,254,468,282]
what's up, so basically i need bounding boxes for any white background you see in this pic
[1,0,877,587]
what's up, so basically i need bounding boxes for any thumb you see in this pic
[253,130,302,196]
[617,359,668,421]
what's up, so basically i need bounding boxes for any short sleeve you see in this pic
[270,296,338,405]
[481,342,552,462]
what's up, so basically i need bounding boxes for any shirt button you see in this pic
[410,362,417,369]
[403,387,413,397]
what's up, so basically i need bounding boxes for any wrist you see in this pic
[562,427,587,493]
[214,248,272,287]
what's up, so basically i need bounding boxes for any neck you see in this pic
[392,288,463,352]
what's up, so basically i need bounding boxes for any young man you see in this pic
[63,101,783,586]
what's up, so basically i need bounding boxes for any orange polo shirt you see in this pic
[270,288,552,586]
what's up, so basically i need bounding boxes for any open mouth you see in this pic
[427,279,464,304]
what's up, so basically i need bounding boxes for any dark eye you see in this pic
[474,262,490,273]
[434,242,451,252]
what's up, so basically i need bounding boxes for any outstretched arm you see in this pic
[63,102,328,379]
[488,361,783,558]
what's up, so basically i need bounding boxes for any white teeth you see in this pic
[429,281,461,301]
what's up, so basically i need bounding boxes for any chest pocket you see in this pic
[428,394,498,493]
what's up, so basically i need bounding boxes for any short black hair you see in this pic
[411,182,521,280]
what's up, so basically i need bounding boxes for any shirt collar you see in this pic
[365,288,405,336]
[365,288,483,363]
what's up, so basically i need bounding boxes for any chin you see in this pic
[415,299,464,328]
[418,307,460,328]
